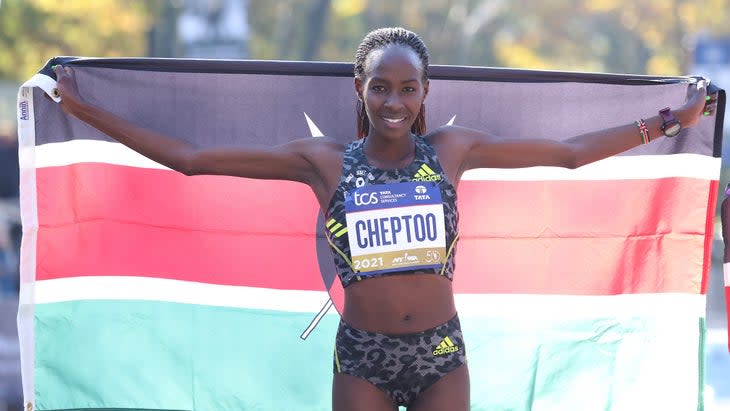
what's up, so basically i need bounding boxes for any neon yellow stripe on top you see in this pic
[440,232,460,276]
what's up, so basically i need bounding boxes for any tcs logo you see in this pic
[354,192,379,206]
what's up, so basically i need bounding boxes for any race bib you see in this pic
[344,182,446,276]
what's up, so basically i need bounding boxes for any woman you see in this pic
[53,27,713,411]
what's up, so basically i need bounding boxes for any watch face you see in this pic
[664,121,681,137]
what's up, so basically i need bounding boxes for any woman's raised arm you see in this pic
[450,81,714,171]
[53,65,334,185]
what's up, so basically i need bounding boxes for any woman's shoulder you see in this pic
[422,125,476,147]
[288,135,347,156]
[297,136,349,175]
[422,125,491,168]
[320,137,352,158]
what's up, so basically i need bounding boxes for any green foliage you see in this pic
[250,0,730,75]
[1,0,730,83]
[0,0,159,82]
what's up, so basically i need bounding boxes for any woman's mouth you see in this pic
[381,116,406,124]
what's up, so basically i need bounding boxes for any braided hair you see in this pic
[354,27,429,138]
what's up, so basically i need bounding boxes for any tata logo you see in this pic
[414,185,431,200]
[19,101,29,121]
[354,192,378,206]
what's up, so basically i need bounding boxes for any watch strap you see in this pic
[659,107,676,122]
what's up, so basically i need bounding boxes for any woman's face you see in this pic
[356,45,428,140]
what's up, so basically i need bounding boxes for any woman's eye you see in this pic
[371,85,386,92]
[403,87,416,93]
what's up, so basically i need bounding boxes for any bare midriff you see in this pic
[342,273,456,334]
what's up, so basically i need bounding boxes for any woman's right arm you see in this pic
[53,65,327,184]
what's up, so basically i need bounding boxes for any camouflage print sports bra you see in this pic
[324,137,459,288]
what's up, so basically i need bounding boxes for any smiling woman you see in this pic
[47,26,714,411]
[357,46,425,143]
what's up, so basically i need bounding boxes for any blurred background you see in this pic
[0,0,729,410]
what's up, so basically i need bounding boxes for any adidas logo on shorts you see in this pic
[432,336,459,356]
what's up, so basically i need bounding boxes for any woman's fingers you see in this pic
[51,65,77,100]
[693,80,707,103]
[703,92,718,116]
[50,64,80,109]
[682,81,711,122]
[52,64,73,81]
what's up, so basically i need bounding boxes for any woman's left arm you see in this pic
[459,81,715,171]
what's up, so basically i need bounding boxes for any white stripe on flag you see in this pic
[462,153,720,181]
[27,276,706,318]
[33,140,171,170]
[32,140,720,181]
[455,292,706,319]
[724,262,730,286]
[25,276,329,313]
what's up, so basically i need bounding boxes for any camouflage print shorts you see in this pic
[333,315,466,407]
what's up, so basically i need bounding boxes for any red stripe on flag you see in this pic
[38,164,319,234]
[37,220,323,290]
[454,179,713,295]
[701,180,719,294]
[37,163,324,290]
[36,163,713,295]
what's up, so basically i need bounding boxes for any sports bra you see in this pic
[324,136,459,288]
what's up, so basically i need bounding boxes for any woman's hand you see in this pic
[678,80,717,128]
[52,65,83,115]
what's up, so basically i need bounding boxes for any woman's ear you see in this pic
[354,78,364,101]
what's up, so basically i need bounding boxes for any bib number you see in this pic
[344,182,446,275]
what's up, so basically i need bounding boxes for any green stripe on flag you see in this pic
[33,299,704,411]
[35,301,338,411]
[462,314,703,410]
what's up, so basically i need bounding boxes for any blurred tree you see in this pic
[246,0,730,75]
[2,0,730,80]
[0,0,159,82]
[303,0,332,60]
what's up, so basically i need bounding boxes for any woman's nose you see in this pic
[384,92,403,109]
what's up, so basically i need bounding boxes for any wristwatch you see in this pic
[659,107,682,137]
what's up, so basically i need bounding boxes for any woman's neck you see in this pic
[363,133,415,169]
